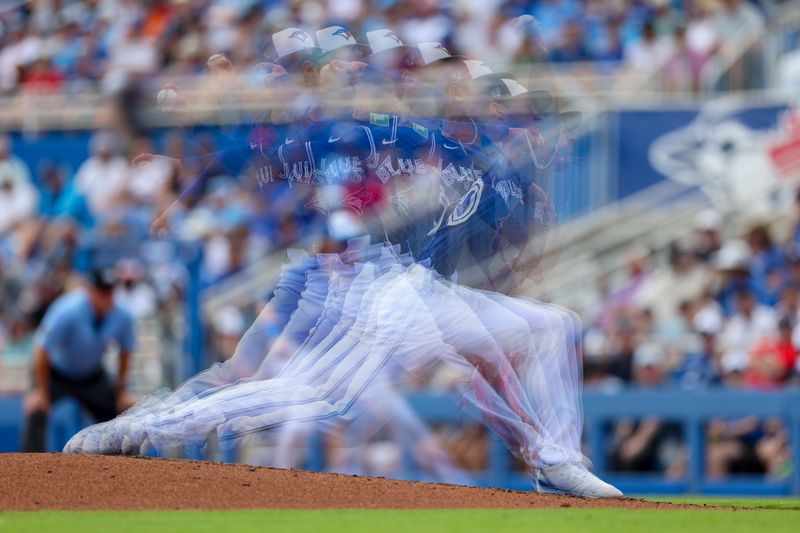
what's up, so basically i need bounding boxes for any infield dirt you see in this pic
[0,453,716,511]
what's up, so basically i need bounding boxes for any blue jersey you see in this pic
[245,113,437,252]
[417,128,525,284]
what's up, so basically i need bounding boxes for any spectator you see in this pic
[21,56,64,93]
[532,0,581,51]
[706,416,764,477]
[631,341,667,389]
[624,21,673,74]
[607,318,637,383]
[718,289,777,374]
[549,19,592,63]
[0,135,37,241]
[73,132,129,217]
[210,305,246,363]
[745,224,783,292]
[611,417,683,477]
[0,134,32,195]
[713,239,757,315]
[21,268,136,452]
[745,317,797,389]
[672,328,721,390]
[686,0,718,57]
[37,161,94,229]
[694,209,724,264]
[113,259,158,320]
[663,24,701,93]
[636,244,711,323]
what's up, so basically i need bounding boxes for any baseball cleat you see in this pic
[536,464,623,499]
[121,422,148,456]
[63,426,91,453]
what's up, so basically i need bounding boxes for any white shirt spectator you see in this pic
[128,155,173,202]
[719,304,777,367]
[0,170,38,235]
[74,153,129,216]
[0,137,36,235]
[686,13,717,58]
[625,35,674,74]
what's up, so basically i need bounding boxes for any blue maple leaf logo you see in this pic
[289,30,308,42]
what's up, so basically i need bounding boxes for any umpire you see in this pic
[22,268,136,452]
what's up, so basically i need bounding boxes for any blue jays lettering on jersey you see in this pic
[246,114,435,222]
[175,114,449,253]
[417,126,526,284]
[350,114,437,253]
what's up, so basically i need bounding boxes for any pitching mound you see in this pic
[1,453,696,511]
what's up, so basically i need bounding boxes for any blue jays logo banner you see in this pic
[616,99,794,209]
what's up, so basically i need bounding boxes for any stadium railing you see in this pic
[401,390,800,495]
[212,390,800,495]
[2,389,798,494]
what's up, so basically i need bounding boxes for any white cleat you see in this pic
[139,437,154,457]
[537,464,623,499]
[63,426,91,453]
[98,423,127,455]
[121,422,148,456]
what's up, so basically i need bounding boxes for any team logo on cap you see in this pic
[332,28,353,40]
[289,30,309,42]
[384,31,402,44]
[434,43,449,54]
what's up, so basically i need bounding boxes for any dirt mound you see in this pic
[1,453,701,511]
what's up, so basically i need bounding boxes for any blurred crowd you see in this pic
[0,125,324,388]
[583,208,800,392]
[581,201,800,478]
[0,0,790,97]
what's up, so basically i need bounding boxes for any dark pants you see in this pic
[22,366,117,452]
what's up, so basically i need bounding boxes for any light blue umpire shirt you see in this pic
[37,289,136,380]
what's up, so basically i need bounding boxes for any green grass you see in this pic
[647,497,800,510]
[0,505,798,533]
